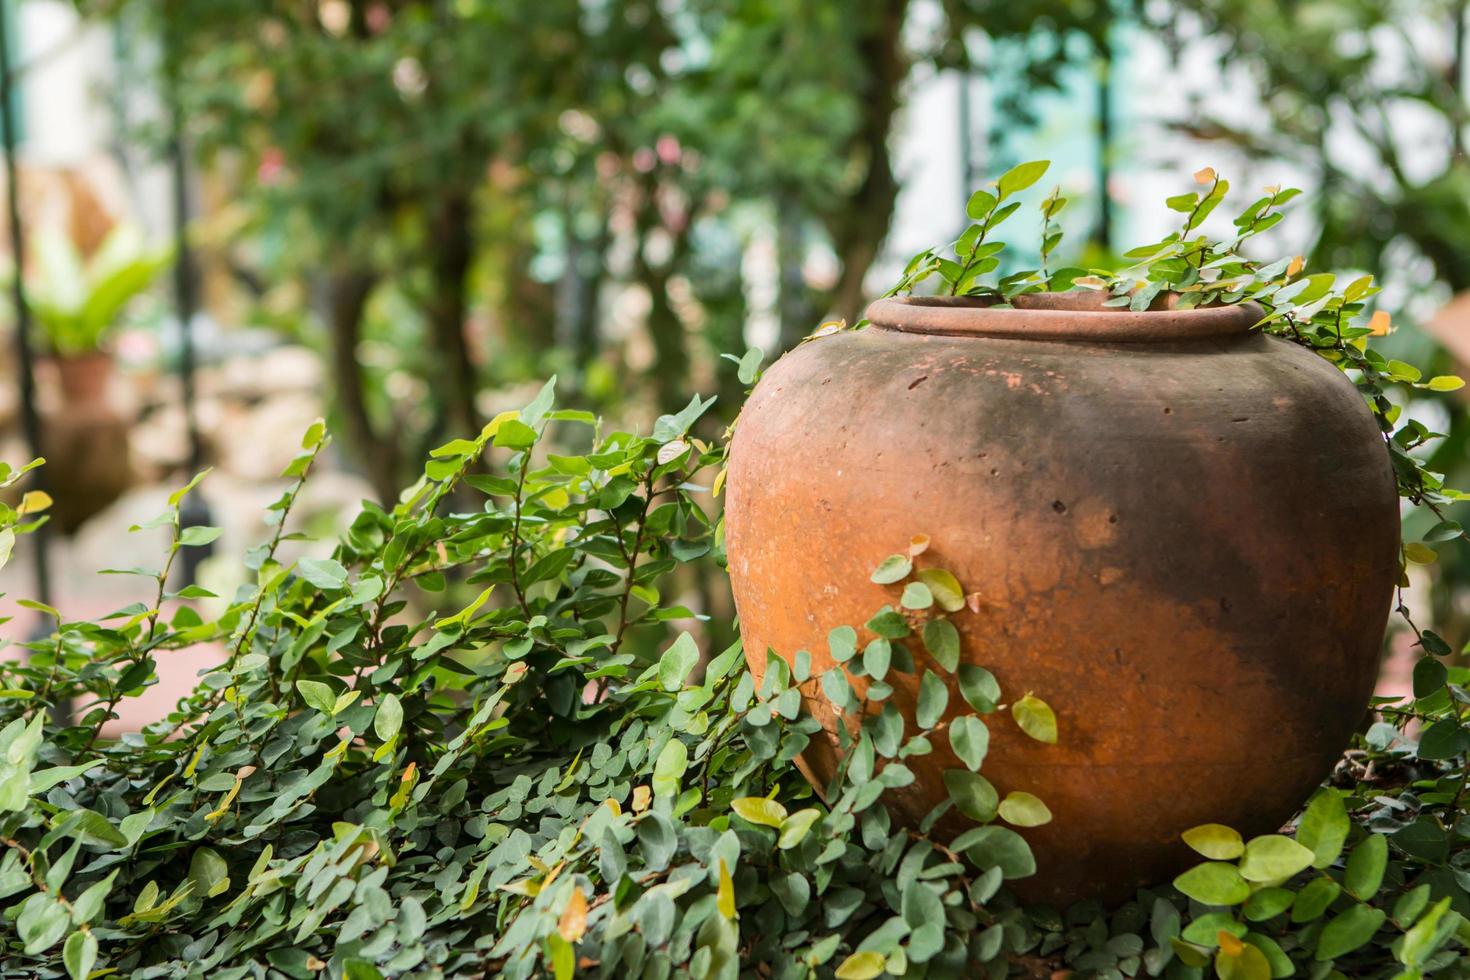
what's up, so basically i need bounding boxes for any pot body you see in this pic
[724,299,1399,905]
[52,351,114,404]
[39,353,133,534]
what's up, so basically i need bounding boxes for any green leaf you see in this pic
[1011,694,1057,743]
[188,846,230,898]
[658,633,699,692]
[948,715,989,771]
[1242,887,1295,922]
[777,808,822,849]
[828,626,858,662]
[997,791,1052,828]
[492,418,538,449]
[900,582,933,609]
[942,769,998,821]
[1297,790,1350,868]
[296,557,348,590]
[18,894,69,954]
[996,160,1049,198]
[1315,904,1386,960]
[1413,655,1448,699]
[1416,717,1467,760]
[863,638,891,681]
[735,347,763,384]
[915,671,948,729]
[958,665,1000,712]
[374,693,403,743]
[1401,897,1455,967]
[63,930,96,980]
[958,825,1035,879]
[1239,835,1315,883]
[70,870,117,925]
[1290,876,1341,923]
[295,679,337,715]
[1426,375,1465,391]
[922,618,960,672]
[834,951,886,980]
[731,797,788,829]
[1343,833,1387,900]
[865,607,909,639]
[965,190,997,220]
[651,739,688,799]
[1183,826,1246,863]
[178,525,222,547]
[870,554,912,584]
[1173,862,1250,906]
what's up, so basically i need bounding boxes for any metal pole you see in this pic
[0,0,53,607]
[163,9,210,586]
[1095,33,1114,252]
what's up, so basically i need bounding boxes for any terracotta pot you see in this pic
[39,352,134,534]
[724,292,1399,905]
[52,351,115,404]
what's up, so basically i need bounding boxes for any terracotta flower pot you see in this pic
[39,352,134,534]
[724,292,1400,905]
[52,350,116,405]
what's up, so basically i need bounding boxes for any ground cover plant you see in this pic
[4,165,1470,979]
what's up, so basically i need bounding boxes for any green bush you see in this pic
[3,166,1470,979]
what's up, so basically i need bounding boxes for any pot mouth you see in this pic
[866,292,1263,342]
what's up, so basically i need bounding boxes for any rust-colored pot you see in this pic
[724,293,1399,905]
[38,352,134,534]
[52,350,115,404]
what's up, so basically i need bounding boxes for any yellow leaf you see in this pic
[1405,542,1437,565]
[603,798,622,817]
[717,858,737,919]
[18,490,51,514]
[997,791,1052,827]
[731,796,788,828]
[1369,310,1391,336]
[1215,939,1271,980]
[1218,931,1244,956]
[558,886,588,942]
[1011,694,1058,744]
[390,761,418,809]
[1182,823,1244,860]
[917,568,965,612]
[1286,255,1304,277]
[545,933,574,980]
[834,951,887,980]
[631,785,651,812]
[479,409,520,441]
[908,534,931,556]
[1194,166,1217,184]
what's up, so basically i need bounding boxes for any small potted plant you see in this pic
[29,224,171,402]
[24,224,170,531]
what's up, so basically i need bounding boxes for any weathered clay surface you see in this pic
[724,293,1400,905]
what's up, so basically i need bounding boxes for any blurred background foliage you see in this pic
[4,0,1470,698]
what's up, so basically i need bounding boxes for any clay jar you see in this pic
[724,292,1399,905]
[40,352,135,534]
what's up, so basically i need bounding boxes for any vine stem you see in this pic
[81,503,187,751]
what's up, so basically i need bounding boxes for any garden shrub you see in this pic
[3,165,1470,979]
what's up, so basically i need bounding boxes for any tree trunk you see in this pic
[820,0,910,325]
[424,188,481,446]
[327,267,399,503]
[776,189,816,350]
[633,178,694,413]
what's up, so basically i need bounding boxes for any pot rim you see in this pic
[866,292,1264,342]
